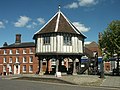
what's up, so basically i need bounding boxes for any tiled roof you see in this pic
[84,47,93,57]
[0,42,35,49]
[34,9,86,38]
[85,41,98,48]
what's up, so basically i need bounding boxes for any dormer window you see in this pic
[43,36,50,45]
[63,36,72,45]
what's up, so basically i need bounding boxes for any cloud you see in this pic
[79,0,98,6]
[84,41,91,45]
[0,21,5,28]
[14,16,31,27]
[73,22,90,32]
[37,18,45,25]
[64,2,79,9]
[26,22,38,29]
[65,0,99,9]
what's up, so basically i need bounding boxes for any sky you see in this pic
[0,0,120,46]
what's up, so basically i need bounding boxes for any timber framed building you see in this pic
[33,6,86,75]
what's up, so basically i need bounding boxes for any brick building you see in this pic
[0,34,38,75]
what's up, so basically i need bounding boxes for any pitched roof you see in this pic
[0,42,35,49]
[85,41,98,48]
[34,8,86,38]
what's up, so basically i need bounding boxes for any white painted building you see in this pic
[33,6,86,75]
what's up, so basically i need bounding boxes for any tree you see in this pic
[99,20,120,75]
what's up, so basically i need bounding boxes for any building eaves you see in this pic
[33,8,86,39]
[0,42,35,49]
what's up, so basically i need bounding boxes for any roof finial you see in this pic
[58,5,61,12]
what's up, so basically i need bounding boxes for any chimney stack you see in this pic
[3,42,8,46]
[15,34,21,43]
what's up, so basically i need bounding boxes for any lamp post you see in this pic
[100,49,105,78]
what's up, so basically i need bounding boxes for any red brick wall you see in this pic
[0,47,38,75]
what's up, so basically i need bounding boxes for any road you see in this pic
[0,79,118,90]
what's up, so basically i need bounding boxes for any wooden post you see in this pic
[73,59,77,75]
[39,59,43,75]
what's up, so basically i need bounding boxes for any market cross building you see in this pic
[33,6,86,75]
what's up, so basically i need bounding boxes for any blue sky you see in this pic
[0,0,120,46]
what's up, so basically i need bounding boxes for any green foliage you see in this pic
[99,20,120,60]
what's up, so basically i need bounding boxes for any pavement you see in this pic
[100,76,120,88]
[0,74,120,89]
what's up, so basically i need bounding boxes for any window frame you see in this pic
[3,57,6,63]
[9,50,12,54]
[23,65,26,72]
[29,56,33,63]
[9,57,12,63]
[29,48,33,54]
[9,65,12,72]
[29,65,33,72]
[43,36,50,45]
[3,50,7,55]
[23,57,27,63]
[63,36,72,46]
[16,57,19,63]
[16,49,19,54]
[23,49,26,54]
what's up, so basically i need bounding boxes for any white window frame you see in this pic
[23,65,26,72]
[9,57,12,63]
[43,36,50,45]
[9,50,12,54]
[4,50,7,55]
[16,49,19,54]
[29,56,33,63]
[23,49,26,54]
[63,36,72,45]
[29,65,33,72]
[23,57,27,63]
[3,57,6,63]
[3,66,6,72]
[30,48,33,54]
[16,57,19,63]
[9,65,12,72]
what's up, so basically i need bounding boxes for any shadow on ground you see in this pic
[13,77,78,85]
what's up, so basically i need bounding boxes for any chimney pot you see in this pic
[15,34,21,43]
